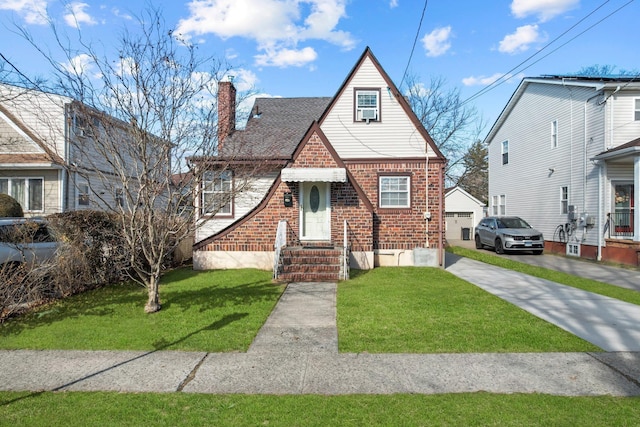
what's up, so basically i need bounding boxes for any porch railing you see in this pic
[342,219,350,280]
[608,210,634,239]
[273,219,287,280]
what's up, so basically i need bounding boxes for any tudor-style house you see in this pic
[192,48,446,281]
[485,75,640,266]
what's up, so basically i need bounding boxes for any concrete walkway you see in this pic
[2,260,640,396]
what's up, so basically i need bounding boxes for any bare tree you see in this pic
[403,73,485,185]
[10,8,262,313]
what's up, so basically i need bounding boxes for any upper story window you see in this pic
[551,120,558,148]
[0,177,43,212]
[201,170,233,216]
[379,175,410,208]
[501,140,509,165]
[355,88,380,122]
[634,99,640,121]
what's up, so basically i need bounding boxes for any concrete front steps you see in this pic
[276,245,344,283]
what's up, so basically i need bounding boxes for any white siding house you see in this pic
[485,76,640,266]
[444,186,485,241]
[0,83,144,216]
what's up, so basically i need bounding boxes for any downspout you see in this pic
[425,147,429,248]
[596,161,603,261]
[585,91,602,256]
[439,162,444,267]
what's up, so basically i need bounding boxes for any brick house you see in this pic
[192,47,446,280]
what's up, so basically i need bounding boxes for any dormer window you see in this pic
[355,88,380,122]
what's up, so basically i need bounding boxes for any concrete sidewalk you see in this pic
[1,273,640,396]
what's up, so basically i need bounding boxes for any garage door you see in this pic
[445,212,473,240]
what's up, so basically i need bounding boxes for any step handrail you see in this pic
[273,219,288,280]
[343,219,349,280]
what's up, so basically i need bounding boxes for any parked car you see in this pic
[0,218,60,272]
[474,216,544,255]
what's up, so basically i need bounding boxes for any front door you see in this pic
[301,182,330,240]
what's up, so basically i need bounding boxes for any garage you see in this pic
[445,212,474,241]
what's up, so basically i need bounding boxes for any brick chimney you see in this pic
[217,80,236,152]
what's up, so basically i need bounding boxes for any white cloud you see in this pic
[511,0,579,22]
[255,46,318,68]
[176,0,354,67]
[63,2,96,28]
[389,0,398,8]
[462,72,523,86]
[422,26,452,57]
[0,0,49,25]
[112,7,133,20]
[498,24,543,54]
[61,53,97,76]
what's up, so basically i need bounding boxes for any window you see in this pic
[635,99,640,121]
[492,195,498,215]
[379,175,410,208]
[355,89,380,122]
[499,194,506,215]
[0,177,43,211]
[202,170,233,215]
[501,140,509,165]
[551,120,558,148]
[560,186,568,214]
[78,183,90,206]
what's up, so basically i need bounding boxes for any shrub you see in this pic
[0,194,24,217]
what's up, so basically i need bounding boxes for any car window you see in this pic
[501,217,530,228]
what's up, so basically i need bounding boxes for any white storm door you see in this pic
[300,182,330,240]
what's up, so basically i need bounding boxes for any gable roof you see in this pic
[219,97,331,159]
[319,47,444,160]
[484,76,640,145]
[445,186,485,207]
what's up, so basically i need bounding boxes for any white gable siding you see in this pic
[0,111,45,154]
[488,82,609,245]
[321,57,431,159]
[0,85,68,161]
[195,172,278,241]
[606,89,640,148]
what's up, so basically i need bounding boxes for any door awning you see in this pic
[281,167,347,182]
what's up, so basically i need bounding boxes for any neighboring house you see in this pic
[444,186,485,242]
[485,75,640,266]
[0,83,137,216]
[192,47,446,280]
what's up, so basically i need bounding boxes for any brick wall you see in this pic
[197,131,444,252]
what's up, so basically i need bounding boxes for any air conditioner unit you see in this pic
[359,108,377,121]
[75,128,85,137]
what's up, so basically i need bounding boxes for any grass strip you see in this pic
[1,391,638,426]
[0,268,284,352]
[337,267,599,353]
[448,246,640,306]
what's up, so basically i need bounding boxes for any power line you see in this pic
[460,0,634,108]
[399,0,428,89]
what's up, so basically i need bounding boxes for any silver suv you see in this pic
[474,216,544,255]
[0,218,60,270]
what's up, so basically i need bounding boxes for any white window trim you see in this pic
[499,194,506,216]
[0,177,44,212]
[379,175,410,208]
[501,140,509,165]
[551,120,558,148]
[76,182,90,207]
[560,186,569,214]
[201,170,233,216]
[492,195,498,216]
[634,98,640,121]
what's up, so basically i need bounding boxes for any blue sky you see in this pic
[1,0,638,135]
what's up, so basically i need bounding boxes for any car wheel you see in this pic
[533,250,543,255]
[495,238,504,254]
[474,235,483,249]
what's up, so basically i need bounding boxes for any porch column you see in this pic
[635,156,640,242]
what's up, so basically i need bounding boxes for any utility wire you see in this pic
[460,0,634,108]
[399,0,428,89]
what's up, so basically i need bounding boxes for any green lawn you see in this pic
[1,392,639,426]
[1,264,638,424]
[337,267,600,353]
[0,268,284,352]
[448,246,640,306]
